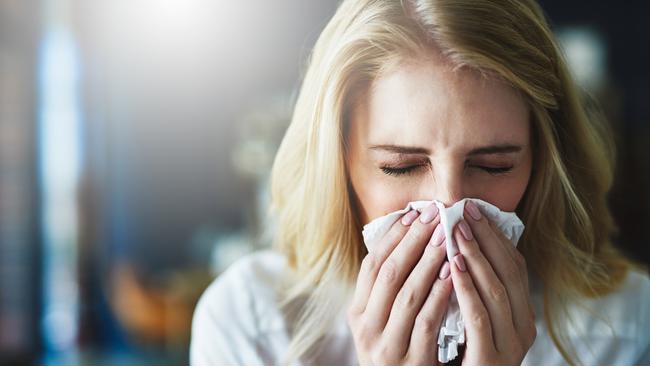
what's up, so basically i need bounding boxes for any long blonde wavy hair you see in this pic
[269,0,642,364]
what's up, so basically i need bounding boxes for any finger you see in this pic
[454,220,515,352]
[349,210,413,315]
[466,203,533,335]
[364,204,439,332]
[484,220,533,303]
[487,216,537,343]
[486,218,529,292]
[450,253,496,356]
[383,224,447,357]
[406,260,453,364]
[465,203,525,294]
[472,208,521,282]
[488,220,535,321]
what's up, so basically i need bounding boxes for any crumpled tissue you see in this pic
[361,198,525,363]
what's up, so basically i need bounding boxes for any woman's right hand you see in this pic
[347,203,453,365]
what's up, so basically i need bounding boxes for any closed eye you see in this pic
[473,165,513,175]
[381,165,513,177]
[380,165,423,176]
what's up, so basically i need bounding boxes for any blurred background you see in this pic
[0,0,648,365]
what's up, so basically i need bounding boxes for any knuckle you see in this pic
[395,285,417,309]
[354,319,374,349]
[430,278,448,298]
[414,313,439,335]
[514,251,527,268]
[371,345,394,365]
[504,263,520,283]
[470,311,490,330]
[361,254,378,274]
[489,284,508,304]
[378,258,399,284]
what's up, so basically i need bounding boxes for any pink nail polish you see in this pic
[439,261,451,279]
[419,203,439,224]
[454,254,467,272]
[466,201,482,221]
[401,210,419,226]
[429,225,444,247]
[459,220,473,241]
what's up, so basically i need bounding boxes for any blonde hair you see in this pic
[270,0,643,364]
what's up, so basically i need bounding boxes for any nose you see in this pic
[423,164,464,207]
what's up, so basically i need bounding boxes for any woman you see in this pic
[191,0,650,365]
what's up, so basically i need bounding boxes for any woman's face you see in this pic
[347,53,533,225]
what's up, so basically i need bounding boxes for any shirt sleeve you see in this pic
[190,261,266,366]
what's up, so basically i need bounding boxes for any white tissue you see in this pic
[361,198,525,363]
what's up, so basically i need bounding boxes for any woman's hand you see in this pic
[450,200,537,365]
[347,203,453,365]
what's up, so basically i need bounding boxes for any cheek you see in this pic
[348,161,418,225]
[356,182,415,225]
[477,178,529,211]
[475,167,532,212]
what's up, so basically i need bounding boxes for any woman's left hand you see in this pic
[449,200,537,365]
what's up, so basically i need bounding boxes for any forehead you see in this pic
[352,55,530,151]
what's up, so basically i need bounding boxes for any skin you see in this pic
[345,51,537,365]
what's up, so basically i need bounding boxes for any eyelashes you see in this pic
[380,164,513,177]
[479,166,514,175]
[380,165,425,176]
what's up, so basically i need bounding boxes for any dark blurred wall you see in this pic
[0,1,41,364]
[541,0,650,266]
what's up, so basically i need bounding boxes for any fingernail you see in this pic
[429,224,444,247]
[454,254,467,272]
[401,210,419,226]
[439,261,451,279]
[459,220,473,241]
[466,201,482,221]
[419,203,439,224]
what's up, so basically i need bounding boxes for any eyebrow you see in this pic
[368,144,523,156]
[369,144,429,154]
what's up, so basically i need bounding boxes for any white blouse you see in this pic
[190,250,650,365]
